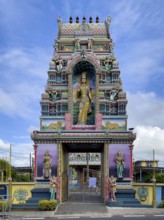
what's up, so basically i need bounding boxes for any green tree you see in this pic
[145,172,164,183]
[155,173,164,183]
[0,159,13,181]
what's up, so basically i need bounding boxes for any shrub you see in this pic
[38,200,57,211]
[0,201,8,212]
[159,201,164,208]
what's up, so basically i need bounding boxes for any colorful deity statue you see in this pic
[114,150,125,178]
[74,72,92,125]
[109,176,116,201]
[50,176,57,200]
[43,150,52,178]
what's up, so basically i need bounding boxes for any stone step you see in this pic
[106,201,153,208]
[12,203,39,210]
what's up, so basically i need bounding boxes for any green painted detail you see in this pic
[14,188,28,203]
[137,187,148,201]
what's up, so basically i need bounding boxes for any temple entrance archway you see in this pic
[58,142,108,202]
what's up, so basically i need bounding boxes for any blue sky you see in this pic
[0,0,164,166]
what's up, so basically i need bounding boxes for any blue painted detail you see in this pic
[156,186,162,207]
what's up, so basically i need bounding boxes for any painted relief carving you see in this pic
[137,187,148,201]
[14,188,28,203]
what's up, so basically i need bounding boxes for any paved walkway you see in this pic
[1,204,164,219]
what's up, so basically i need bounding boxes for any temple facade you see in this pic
[31,16,136,202]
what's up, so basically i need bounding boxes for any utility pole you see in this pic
[8,144,12,207]
[153,149,157,208]
[86,153,90,188]
[29,153,32,181]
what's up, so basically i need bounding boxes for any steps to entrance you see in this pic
[56,202,108,215]
[106,189,153,208]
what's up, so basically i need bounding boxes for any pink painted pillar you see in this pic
[33,142,38,178]
[96,113,102,130]
[65,113,72,130]
[129,143,134,180]
[105,176,110,201]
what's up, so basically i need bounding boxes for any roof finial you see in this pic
[82,16,86,23]
[76,16,79,23]
[69,16,73,23]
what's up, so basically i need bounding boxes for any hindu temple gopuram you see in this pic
[31,16,136,203]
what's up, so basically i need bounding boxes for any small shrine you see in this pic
[31,16,136,202]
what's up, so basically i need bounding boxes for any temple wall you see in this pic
[0,182,34,204]
[132,183,164,207]
[0,182,163,206]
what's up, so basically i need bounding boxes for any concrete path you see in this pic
[1,204,164,219]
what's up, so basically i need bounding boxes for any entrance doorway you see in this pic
[59,143,107,203]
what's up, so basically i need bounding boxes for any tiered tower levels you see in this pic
[39,16,128,132]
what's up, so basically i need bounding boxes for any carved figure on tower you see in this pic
[109,39,114,53]
[88,38,93,49]
[104,56,112,71]
[75,37,81,50]
[56,56,63,72]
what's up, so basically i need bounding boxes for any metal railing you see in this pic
[0,195,12,219]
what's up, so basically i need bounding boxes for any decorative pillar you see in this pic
[68,72,72,114]
[57,142,62,201]
[65,113,72,130]
[96,113,102,130]
[129,143,134,180]
[33,142,38,178]
[95,73,99,114]
[104,143,109,201]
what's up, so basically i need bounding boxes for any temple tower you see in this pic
[31,16,136,202]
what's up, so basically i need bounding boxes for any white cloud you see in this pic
[127,91,164,166]
[27,125,39,134]
[127,91,164,129]
[111,1,141,40]
[0,47,51,119]
[0,139,10,151]
[0,48,50,79]
[133,125,164,166]
[0,138,33,166]
[111,0,164,41]
[11,142,33,166]
[124,39,164,74]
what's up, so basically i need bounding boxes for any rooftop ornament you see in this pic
[69,16,73,23]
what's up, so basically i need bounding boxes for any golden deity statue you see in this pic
[74,72,92,125]
[43,150,52,178]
